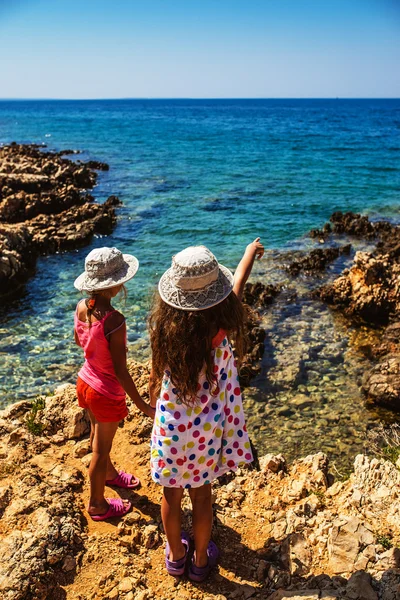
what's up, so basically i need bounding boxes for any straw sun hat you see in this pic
[74,247,139,292]
[158,246,234,311]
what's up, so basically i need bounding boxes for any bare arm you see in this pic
[149,368,158,409]
[74,329,81,346]
[109,322,155,419]
[233,237,265,300]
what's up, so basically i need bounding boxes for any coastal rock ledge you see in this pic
[0,361,399,600]
[0,143,121,296]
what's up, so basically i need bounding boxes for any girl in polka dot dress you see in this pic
[148,239,264,581]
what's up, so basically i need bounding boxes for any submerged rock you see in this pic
[243,281,281,308]
[286,244,351,276]
[238,282,281,387]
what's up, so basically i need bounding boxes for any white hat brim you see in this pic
[158,264,234,311]
[74,254,139,292]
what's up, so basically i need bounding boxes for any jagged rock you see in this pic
[345,571,378,600]
[267,592,320,600]
[0,364,399,599]
[374,547,400,571]
[40,384,90,440]
[286,245,351,276]
[362,355,400,410]
[243,281,281,308]
[141,524,162,549]
[284,453,329,500]
[0,472,84,599]
[83,160,109,171]
[314,251,400,324]
[352,454,400,535]
[259,453,286,473]
[309,222,332,239]
[0,486,12,513]
[328,517,374,574]
[240,308,267,387]
[281,532,312,575]
[329,211,392,239]
[0,143,121,296]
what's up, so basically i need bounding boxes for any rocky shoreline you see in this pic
[1,143,400,598]
[307,212,400,412]
[242,211,400,414]
[0,362,399,600]
[0,143,121,296]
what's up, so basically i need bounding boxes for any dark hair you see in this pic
[149,292,246,405]
[85,284,127,327]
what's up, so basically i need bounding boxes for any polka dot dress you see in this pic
[150,329,253,488]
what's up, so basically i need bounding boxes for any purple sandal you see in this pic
[188,540,219,582]
[165,531,190,577]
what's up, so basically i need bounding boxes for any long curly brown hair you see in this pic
[149,292,247,406]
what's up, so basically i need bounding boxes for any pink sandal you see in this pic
[105,470,140,489]
[90,498,132,521]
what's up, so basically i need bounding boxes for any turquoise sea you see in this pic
[1,99,399,466]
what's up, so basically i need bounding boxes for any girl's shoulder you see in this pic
[211,328,228,349]
[75,299,87,323]
[103,310,125,337]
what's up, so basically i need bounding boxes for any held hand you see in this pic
[143,403,156,419]
[246,237,264,260]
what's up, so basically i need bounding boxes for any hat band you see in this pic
[86,255,124,275]
[173,265,219,291]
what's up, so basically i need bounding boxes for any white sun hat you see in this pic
[158,246,234,311]
[74,247,139,292]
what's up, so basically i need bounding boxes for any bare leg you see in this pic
[87,408,96,451]
[162,487,185,561]
[189,484,213,567]
[88,411,131,484]
[106,455,119,481]
[88,418,127,516]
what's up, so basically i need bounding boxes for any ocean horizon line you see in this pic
[0,96,399,102]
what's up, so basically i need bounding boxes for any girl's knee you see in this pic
[163,487,184,503]
[92,441,112,456]
[189,484,212,505]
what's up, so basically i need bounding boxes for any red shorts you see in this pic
[76,377,128,423]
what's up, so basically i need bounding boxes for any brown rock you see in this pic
[0,143,121,296]
[328,517,374,574]
[281,532,312,575]
[314,252,399,325]
[362,355,400,410]
[346,571,377,600]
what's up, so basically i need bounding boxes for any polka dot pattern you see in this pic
[150,329,253,488]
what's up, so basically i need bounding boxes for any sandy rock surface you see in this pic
[0,360,399,600]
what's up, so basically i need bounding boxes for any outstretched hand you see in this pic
[246,237,265,260]
[233,236,264,300]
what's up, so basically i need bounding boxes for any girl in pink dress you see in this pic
[149,238,264,581]
[74,247,155,521]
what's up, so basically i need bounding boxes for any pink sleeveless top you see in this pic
[74,301,126,401]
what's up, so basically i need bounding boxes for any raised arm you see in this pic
[108,318,155,419]
[233,237,264,300]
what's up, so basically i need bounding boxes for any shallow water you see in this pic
[1,99,399,468]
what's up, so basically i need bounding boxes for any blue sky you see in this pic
[0,0,399,98]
